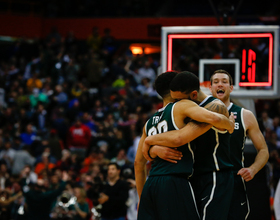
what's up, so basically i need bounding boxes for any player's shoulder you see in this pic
[229,103,243,111]
[175,99,198,107]
[242,108,255,118]
[210,98,225,106]
[205,98,227,110]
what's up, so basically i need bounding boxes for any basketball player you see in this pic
[209,69,269,220]
[135,71,234,220]
[143,71,235,220]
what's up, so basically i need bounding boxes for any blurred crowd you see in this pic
[0,26,161,220]
[0,26,279,220]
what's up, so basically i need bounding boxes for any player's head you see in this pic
[154,71,178,99]
[169,71,200,101]
[209,69,233,103]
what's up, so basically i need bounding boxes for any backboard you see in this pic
[161,25,280,98]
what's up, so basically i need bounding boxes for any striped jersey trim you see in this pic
[240,108,247,168]
[211,126,228,134]
[188,142,194,177]
[241,177,250,219]
[199,95,213,107]
[227,102,233,111]
[202,172,217,220]
[213,129,220,171]
[189,182,200,219]
[171,102,179,130]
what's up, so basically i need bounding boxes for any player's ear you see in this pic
[209,84,213,92]
[230,85,233,93]
[190,90,198,100]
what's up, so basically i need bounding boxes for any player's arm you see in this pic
[237,109,269,182]
[143,102,235,161]
[145,122,212,162]
[134,125,148,199]
[174,99,234,133]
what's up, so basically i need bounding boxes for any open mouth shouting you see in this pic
[217,89,225,95]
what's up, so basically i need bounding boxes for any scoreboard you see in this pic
[161,26,279,98]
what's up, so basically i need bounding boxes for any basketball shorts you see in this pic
[190,171,234,220]
[138,175,200,220]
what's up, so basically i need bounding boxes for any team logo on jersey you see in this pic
[231,112,237,119]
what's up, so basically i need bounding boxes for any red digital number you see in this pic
[242,49,256,82]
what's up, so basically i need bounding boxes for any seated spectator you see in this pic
[110,149,131,169]
[12,136,24,150]
[29,88,49,108]
[81,112,98,134]
[0,163,10,190]
[16,87,29,109]
[53,85,68,106]
[261,110,274,131]
[36,147,57,165]
[67,118,91,158]
[136,77,157,97]
[82,148,99,169]
[48,130,64,161]
[273,116,280,140]
[87,26,102,52]
[64,58,79,87]
[0,140,16,171]
[138,60,156,83]
[32,103,48,133]
[26,73,43,93]
[11,145,35,175]
[20,123,37,146]
[20,165,38,185]
[34,152,56,179]
[56,149,72,171]
[101,28,116,54]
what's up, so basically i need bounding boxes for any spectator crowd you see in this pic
[0,26,279,220]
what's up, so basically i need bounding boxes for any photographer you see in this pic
[69,186,90,220]
[98,163,129,220]
[22,171,69,220]
[122,168,138,220]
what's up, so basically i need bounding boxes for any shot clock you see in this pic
[161,26,280,98]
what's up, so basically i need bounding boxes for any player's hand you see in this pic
[152,145,182,163]
[228,112,235,134]
[142,142,154,161]
[237,167,256,182]
[98,193,109,204]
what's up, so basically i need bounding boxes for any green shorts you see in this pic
[227,174,250,220]
[190,171,234,220]
[138,175,200,220]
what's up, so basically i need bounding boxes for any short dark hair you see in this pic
[170,71,200,94]
[154,71,178,98]
[210,69,233,85]
[108,162,120,170]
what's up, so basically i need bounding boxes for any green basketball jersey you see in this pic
[146,102,194,177]
[193,96,233,176]
[228,103,246,174]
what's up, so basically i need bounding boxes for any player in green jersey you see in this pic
[143,71,235,220]
[135,71,234,220]
[209,69,269,220]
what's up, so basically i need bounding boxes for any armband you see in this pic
[147,146,157,160]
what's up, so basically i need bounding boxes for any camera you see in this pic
[51,192,77,220]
